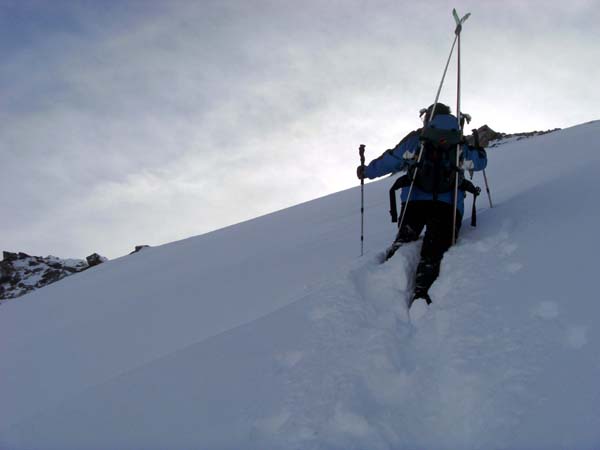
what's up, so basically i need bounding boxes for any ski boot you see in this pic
[409,289,432,321]
[409,289,432,308]
[383,240,402,262]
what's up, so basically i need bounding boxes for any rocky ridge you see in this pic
[0,251,108,301]
[468,124,561,147]
[0,245,153,301]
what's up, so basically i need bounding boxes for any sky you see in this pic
[1,0,599,259]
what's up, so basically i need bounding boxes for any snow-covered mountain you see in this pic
[1,120,599,449]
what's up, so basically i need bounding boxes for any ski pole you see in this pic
[482,169,493,208]
[359,144,366,256]
[452,8,470,246]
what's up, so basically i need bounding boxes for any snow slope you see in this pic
[1,120,600,449]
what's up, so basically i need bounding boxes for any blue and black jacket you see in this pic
[363,114,488,215]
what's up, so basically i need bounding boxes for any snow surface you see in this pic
[1,120,600,449]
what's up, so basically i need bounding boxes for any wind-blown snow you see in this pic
[1,120,600,449]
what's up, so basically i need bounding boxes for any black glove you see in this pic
[357,165,366,180]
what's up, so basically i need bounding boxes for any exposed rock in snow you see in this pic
[129,245,151,255]
[466,124,503,147]
[86,253,108,267]
[466,125,561,148]
[0,251,108,300]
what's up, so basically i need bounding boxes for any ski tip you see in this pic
[452,8,471,25]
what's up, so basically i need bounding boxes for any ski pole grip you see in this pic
[359,144,365,165]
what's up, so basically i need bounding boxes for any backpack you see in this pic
[410,113,463,198]
[388,113,481,226]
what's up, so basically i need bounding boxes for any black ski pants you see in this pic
[395,200,462,294]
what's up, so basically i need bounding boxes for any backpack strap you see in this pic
[390,176,481,226]
[389,175,411,222]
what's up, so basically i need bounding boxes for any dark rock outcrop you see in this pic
[466,125,561,148]
[0,252,108,301]
[466,125,503,147]
[129,245,150,255]
[86,253,108,267]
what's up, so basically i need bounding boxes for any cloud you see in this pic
[1,0,598,257]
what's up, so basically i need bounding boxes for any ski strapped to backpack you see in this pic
[451,8,470,245]
[396,8,471,242]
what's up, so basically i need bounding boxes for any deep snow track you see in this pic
[253,234,542,450]
[253,245,422,449]
[260,210,599,450]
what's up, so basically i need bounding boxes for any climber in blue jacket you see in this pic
[357,103,487,307]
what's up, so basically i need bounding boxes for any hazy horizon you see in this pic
[1,0,598,258]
